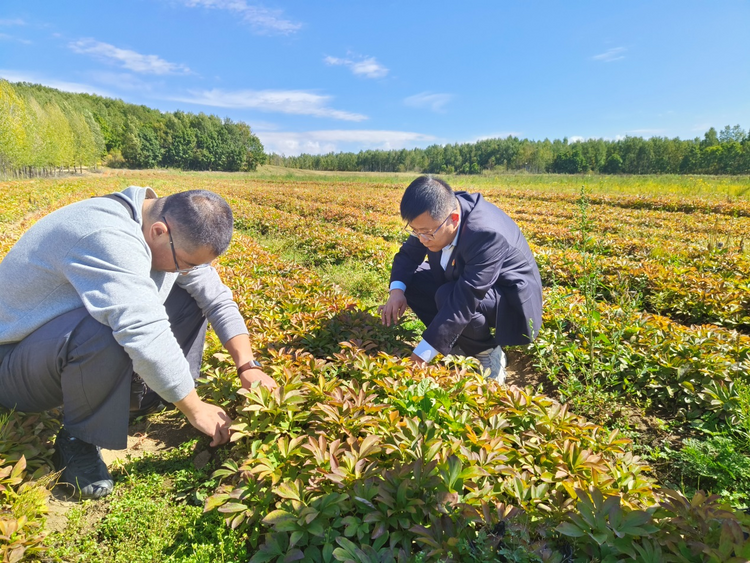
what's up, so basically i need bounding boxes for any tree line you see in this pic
[3,77,748,178]
[0,79,266,178]
[270,126,750,175]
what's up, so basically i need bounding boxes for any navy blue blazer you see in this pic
[390,191,543,353]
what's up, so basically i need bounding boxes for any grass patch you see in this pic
[240,228,389,309]
[45,440,249,562]
[318,261,389,309]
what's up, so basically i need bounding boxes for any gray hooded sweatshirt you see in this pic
[0,186,248,403]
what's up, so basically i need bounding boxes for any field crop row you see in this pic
[2,172,750,561]
[220,188,750,337]
[199,234,698,561]
[218,180,750,334]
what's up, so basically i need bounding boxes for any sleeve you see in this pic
[389,235,427,286]
[413,339,440,362]
[421,229,509,355]
[63,229,195,404]
[176,266,248,344]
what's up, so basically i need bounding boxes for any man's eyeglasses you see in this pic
[162,216,204,275]
[404,212,453,241]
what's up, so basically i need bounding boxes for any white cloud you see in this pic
[324,55,388,79]
[0,33,31,44]
[0,69,113,96]
[258,129,438,156]
[179,0,301,34]
[0,18,25,26]
[69,39,191,75]
[244,120,279,131]
[404,92,454,113]
[168,89,367,121]
[89,71,157,91]
[568,136,585,143]
[592,47,626,62]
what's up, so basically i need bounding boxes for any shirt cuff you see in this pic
[413,339,439,363]
[389,281,407,292]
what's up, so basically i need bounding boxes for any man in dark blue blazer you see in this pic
[379,176,543,382]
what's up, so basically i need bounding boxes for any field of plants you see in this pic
[1,169,750,562]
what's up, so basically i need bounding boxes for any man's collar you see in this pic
[442,209,461,252]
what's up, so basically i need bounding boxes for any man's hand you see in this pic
[410,352,426,366]
[174,390,232,447]
[378,289,408,326]
[240,367,278,391]
[225,336,278,391]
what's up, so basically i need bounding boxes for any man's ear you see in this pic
[157,221,168,235]
[146,219,168,243]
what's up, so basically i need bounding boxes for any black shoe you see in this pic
[129,375,172,420]
[52,427,113,500]
[129,390,173,420]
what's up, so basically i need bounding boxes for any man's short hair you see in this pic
[400,176,457,223]
[155,190,233,256]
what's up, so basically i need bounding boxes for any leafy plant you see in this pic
[0,456,49,563]
[556,487,659,561]
[671,435,750,506]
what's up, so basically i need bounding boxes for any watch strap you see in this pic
[237,359,262,374]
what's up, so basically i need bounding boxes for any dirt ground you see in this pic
[504,348,551,392]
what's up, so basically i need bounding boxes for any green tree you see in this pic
[602,153,622,174]
[701,127,719,148]
[136,126,163,169]
[552,145,588,173]
[0,80,30,173]
[680,145,701,173]
[719,124,746,143]
[45,101,76,170]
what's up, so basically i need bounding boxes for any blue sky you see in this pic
[1,1,749,156]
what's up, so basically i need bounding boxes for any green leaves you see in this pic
[192,230,750,562]
[438,455,486,494]
[262,510,297,527]
[556,488,659,559]
[0,453,49,563]
[533,285,750,420]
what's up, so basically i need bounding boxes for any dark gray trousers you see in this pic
[0,284,207,450]
[404,262,497,356]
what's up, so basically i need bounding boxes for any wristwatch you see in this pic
[237,359,262,376]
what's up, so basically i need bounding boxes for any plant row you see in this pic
[536,247,750,331]
[220,184,750,333]
[198,235,750,562]
[219,177,750,279]
[533,288,749,427]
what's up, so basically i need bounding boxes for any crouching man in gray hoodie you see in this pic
[0,186,276,500]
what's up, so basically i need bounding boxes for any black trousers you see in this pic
[0,284,207,449]
[404,262,498,356]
